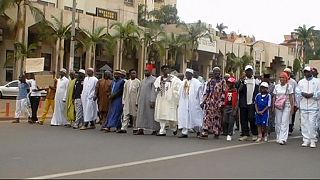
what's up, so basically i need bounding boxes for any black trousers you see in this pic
[289,111,296,133]
[240,105,258,136]
[29,96,40,122]
[223,106,235,136]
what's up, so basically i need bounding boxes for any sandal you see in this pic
[199,132,209,139]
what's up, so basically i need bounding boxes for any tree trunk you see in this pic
[59,38,65,70]
[54,38,60,74]
[92,44,96,70]
[119,39,123,69]
[15,3,23,77]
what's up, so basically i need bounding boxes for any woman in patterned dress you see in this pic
[200,67,226,139]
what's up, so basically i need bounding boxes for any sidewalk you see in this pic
[0,99,53,121]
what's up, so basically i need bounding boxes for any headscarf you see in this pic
[280,72,289,83]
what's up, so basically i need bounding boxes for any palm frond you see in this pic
[27,4,44,21]
[0,0,16,15]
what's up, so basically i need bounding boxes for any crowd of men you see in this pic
[12,64,320,148]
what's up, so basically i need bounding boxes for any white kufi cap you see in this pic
[245,65,253,71]
[78,69,86,74]
[260,82,269,88]
[186,68,194,74]
[60,68,67,73]
[304,66,311,71]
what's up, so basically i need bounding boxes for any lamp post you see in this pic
[69,0,77,72]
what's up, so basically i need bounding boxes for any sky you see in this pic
[177,0,320,44]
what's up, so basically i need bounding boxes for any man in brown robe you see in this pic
[95,71,113,126]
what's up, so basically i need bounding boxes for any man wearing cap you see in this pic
[51,69,70,126]
[238,65,259,141]
[66,70,77,127]
[73,69,86,129]
[80,68,99,130]
[296,66,320,148]
[283,68,298,135]
[134,68,160,135]
[95,70,113,126]
[154,65,181,136]
[102,70,126,132]
[117,69,141,133]
[177,68,203,138]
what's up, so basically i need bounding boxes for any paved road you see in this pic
[0,120,319,179]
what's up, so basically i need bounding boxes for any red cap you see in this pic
[227,77,236,84]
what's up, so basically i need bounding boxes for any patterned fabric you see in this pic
[202,78,226,135]
[74,99,84,127]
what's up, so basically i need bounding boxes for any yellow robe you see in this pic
[66,79,76,123]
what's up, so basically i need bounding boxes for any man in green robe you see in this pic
[66,71,77,127]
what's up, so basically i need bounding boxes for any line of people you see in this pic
[12,64,320,148]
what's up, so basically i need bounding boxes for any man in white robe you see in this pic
[80,68,99,130]
[178,68,203,138]
[311,67,320,137]
[154,65,181,136]
[51,69,69,126]
[117,69,141,133]
[296,66,320,148]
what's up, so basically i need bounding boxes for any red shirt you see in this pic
[224,88,238,108]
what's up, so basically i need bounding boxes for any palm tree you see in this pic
[12,42,38,69]
[141,23,166,64]
[164,33,188,67]
[44,15,72,72]
[103,34,118,58]
[216,23,228,37]
[0,0,44,75]
[294,24,315,64]
[177,20,211,68]
[111,20,141,69]
[80,26,108,69]
[14,42,38,59]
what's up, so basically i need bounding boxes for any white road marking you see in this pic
[28,136,302,179]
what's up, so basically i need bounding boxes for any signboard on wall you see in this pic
[197,38,217,53]
[96,8,118,20]
[25,58,44,73]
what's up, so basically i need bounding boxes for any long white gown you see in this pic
[81,76,98,122]
[178,78,204,130]
[51,76,69,126]
[154,75,181,123]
